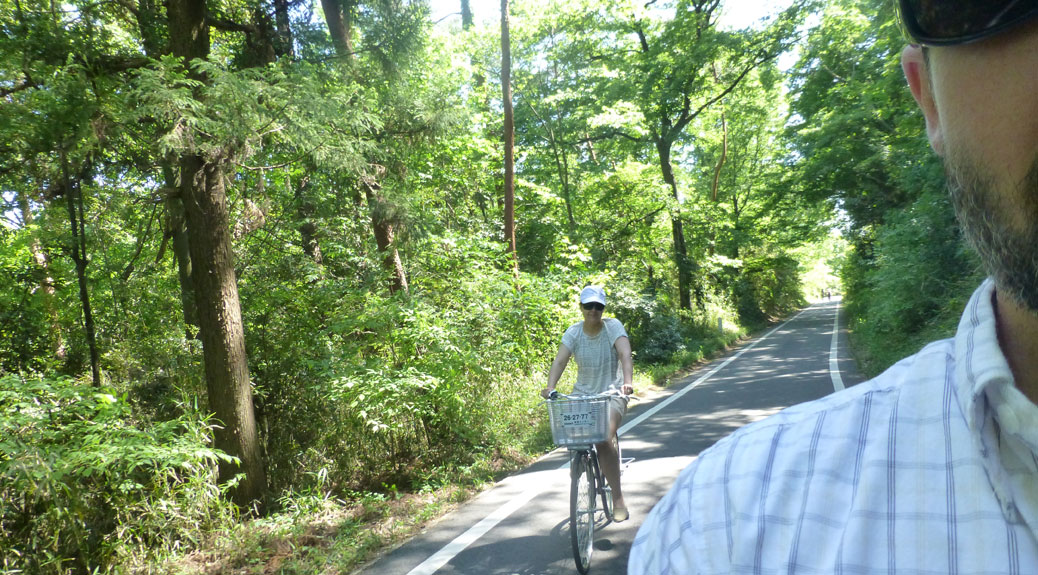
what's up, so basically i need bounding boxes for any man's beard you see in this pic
[947,153,1038,312]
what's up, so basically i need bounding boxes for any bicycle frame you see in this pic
[547,391,625,574]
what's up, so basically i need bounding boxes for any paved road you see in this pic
[358,299,864,575]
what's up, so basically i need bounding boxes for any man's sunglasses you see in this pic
[896,0,1038,46]
[582,302,604,311]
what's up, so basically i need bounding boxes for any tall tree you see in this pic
[167,0,267,508]
[461,0,473,29]
[14,190,65,359]
[322,0,357,58]
[132,1,202,335]
[59,150,101,386]
[695,65,822,260]
[321,0,412,295]
[786,0,970,372]
[501,0,518,272]
[788,0,913,243]
[625,0,807,309]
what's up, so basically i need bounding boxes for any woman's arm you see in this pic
[614,336,634,395]
[542,344,572,398]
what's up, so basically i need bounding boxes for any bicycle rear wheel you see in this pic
[570,451,595,574]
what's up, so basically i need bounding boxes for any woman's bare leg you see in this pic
[595,408,627,520]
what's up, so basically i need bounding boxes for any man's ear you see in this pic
[902,45,944,155]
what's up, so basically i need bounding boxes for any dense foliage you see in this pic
[786,0,983,375]
[0,374,237,572]
[0,0,976,570]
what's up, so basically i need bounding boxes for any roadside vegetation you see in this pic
[0,0,978,573]
[785,1,985,376]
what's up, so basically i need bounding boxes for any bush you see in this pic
[842,189,983,376]
[0,228,57,375]
[734,255,806,327]
[249,235,571,496]
[0,375,237,574]
[608,288,686,365]
[608,281,743,375]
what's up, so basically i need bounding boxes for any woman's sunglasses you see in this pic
[582,302,604,311]
[897,0,1038,46]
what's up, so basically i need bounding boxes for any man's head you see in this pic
[900,1,1038,311]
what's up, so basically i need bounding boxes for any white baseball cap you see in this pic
[579,285,607,306]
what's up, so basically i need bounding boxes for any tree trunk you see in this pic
[18,191,65,359]
[295,175,323,266]
[136,0,166,57]
[461,0,473,29]
[655,137,693,311]
[169,0,267,509]
[707,106,728,257]
[526,70,575,239]
[322,0,355,59]
[136,0,199,335]
[323,3,409,293]
[60,150,101,387]
[180,154,267,509]
[461,0,485,86]
[363,181,408,294]
[160,166,201,332]
[500,0,518,274]
[272,0,293,58]
[711,106,728,203]
[243,7,277,67]
[557,145,575,239]
[168,196,200,330]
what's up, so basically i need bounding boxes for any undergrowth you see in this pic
[0,266,773,574]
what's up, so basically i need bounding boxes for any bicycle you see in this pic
[546,391,629,574]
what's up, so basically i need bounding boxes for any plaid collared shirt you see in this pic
[629,279,1038,574]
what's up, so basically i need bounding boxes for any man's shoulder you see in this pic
[718,334,950,450]
[629,337,964,574]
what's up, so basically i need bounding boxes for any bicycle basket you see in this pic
[547,395,611,446]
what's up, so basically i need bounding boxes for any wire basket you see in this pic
[547,395,611,446]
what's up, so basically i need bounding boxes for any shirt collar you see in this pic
[955,278,1016,436]
[954,278,1038,524]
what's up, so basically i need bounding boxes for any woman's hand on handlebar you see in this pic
[541,387,556,400]
[621,384,633,396]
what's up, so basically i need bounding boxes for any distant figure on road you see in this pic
[630,2,1038,572]
[542,285,634,521]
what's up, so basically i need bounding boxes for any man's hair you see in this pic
[921,45,934,89]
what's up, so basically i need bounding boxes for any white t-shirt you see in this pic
[561,317,628,396]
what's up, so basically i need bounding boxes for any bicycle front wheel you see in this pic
[570,451,595,574]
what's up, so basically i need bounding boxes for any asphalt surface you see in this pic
[357,298,864,575]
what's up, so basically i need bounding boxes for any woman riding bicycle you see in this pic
[541,285,634,522]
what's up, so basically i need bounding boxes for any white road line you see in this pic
[405,305,814,575]
[829,302,845,392]
[405,485,544,575]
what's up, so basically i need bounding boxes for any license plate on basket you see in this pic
[563,410,594,427]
